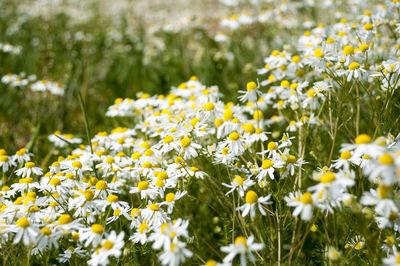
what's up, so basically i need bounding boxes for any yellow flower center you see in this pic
[139,223,149,234]
[138,181,149,190]
[234,236,248,248]
[255,128,263,134]
[244,123,255,134]
[166,193,175,203]
[24,162,35,168]
[72,161,82,168]
[205,102,215,111]
[113,209,121,216]
[233,176,244,186]
[300,192,313,204]
[17,217,30,228]
[229,132,240,141]
[262,159,274,169]
[50,178,61,186]
[106,157,115,164]
[144,149,154,156]
[181,137,191,148]
[340,151,352,160]
[349,62,360,70]
[96,181,108,190]
[150,204,160,211]
[343,45,354,55]
[253,110,264,120]
[83,189,95,201]
[378,153,394,165]
[131,208,140,217]
[364,23,373,30]
[190,118,200,127]
[205,260,217,266]
[16,148,27,156]
[245,190,258,204]
[321,172,336,183]
[132,152,142,160]
[246,81,257,91]
[307,89,316,98]
[268,142,277,150]
[314,48,324,58]
[164,136,174,143]
[91,224,104,234]
[58,214,72,225]
[41,227,52,235]
[155,180,164,187]
[223,109,233,121]
[107,195,118,202]
[378,185,392,199]
[158,172,168,180]
[142,162,152,168]
[19,178,33,184]
[103,240,114,250]
[355,134,371,144]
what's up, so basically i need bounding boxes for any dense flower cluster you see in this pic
[1,0,400,265]
[1,72,65,95]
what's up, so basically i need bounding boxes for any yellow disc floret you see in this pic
[245,191,258,204]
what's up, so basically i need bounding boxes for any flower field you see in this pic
[1,0,400,265]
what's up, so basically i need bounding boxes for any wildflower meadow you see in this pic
[1,0,400,265]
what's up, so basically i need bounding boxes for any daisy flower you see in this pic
[130,221,151,244]
[11,217,38,246]
[236,190,272,219]
[383,249,400,265]
[285,192,314,221]
[221,235,264,265]
[0,154,17,172]
[88,231,125,266]
[15,162,43,178]
[238,81,262,103]
[158,240,193,266]
[255,158,284,181]
[361,186,398,217]
[221,132,245,156]
[79,224,105,247]
[222,176,255,197]
[346,61,367,81]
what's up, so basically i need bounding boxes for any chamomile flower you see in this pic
[32,226,61,254]
[179,137,201,159]
[383,249,400,265]
[13,148,33,164]
[130,181,158,199]
[221,131,245,156]
[361,186,399,217]
[238,81,262,103]
[0,154,17,172]
[11,217,38,246]
[236,191,272,219]
[222,176,255,197]
[88,231,125,266]
[158,240,193,266]
[285,192,314,221]
[255,158,283,181]
[130,221,151,244]
[221,235,264,265]
[15,162,43,178]
[79,224,105,247]
[160,191,187,214]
